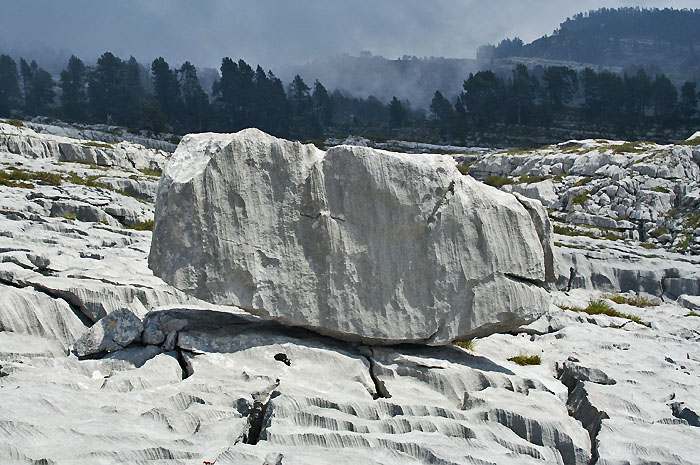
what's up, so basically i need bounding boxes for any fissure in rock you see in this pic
[364,355,391,400]
[557,363,608,465]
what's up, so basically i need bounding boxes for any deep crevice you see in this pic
[557,363,608,465]
[238,383,279,445]
[364,354,392,400]
[504,272,543,287]
[427,180,455,225]
[176,348,194,380]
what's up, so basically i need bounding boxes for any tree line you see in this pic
[0,52,424,140]
[1,51,698,143]
[429,64,699,137]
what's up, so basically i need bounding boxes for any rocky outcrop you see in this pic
[466,138,700,254]
[150,129,554,345]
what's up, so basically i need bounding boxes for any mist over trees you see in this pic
[1,5,699,147]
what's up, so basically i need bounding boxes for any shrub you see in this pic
[62,213,77,221]
[508,355,541,366]
[640,242,658,249]
[483,175,515,188]
[457,165,469,176]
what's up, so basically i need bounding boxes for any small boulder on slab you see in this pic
[73,308,143,357]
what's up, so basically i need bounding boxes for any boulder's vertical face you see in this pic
[149,129,553,344]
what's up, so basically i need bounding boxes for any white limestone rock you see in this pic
[150,129,553,345]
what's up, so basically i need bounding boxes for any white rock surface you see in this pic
[1,123,698,464]
[150,129,553,345]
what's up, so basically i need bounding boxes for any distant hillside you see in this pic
[479,7,700,82]
[277,54,479,109]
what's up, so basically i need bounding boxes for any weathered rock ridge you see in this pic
[149,129,554,345]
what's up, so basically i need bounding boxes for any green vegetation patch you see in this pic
[508,355,541,366]
[651,186,670,194]
[606,293,661,308]
[61,213,77,221]
[686,311,700,317]
[0,168,62,188]
[64,160,109,170]
[676,137,700,146]
[570,192,590,206]
[517,174,550,184]
[558,299,648,326]
[483,175,515,188]
[64,172,108,189]
[573,177,592,187]
[640,242,658,249]
[611,141,648,154]
[457,165,470,176]
[2,119,24,128]
[452,340,474,351]
[83,141,113,149]
[138,167,162,177]
[128,219,154,231]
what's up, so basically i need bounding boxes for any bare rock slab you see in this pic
[149,129,553,345]
[73,308,143,357]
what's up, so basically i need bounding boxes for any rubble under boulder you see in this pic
[149,129,555,345]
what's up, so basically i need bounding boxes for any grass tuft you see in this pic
[138,167,162,177]
[508,354,541,366]
[558,299,648,326]
[61,213,77,221]
[606,293,661,308]
[3,119,24,127]
[686,311,700,317]
[483,175,515,188]
[452,340,474,351]
[83,141,113,149]
[128,219,154,231]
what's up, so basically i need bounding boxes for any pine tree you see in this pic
[19,58,55,116]
[178,61,210,132]
[0,54,20,117]
[388,96,407,127]
[312,80,332,127]
[60,55,87,120]
[151,57,182,127]
[679,81,698,120]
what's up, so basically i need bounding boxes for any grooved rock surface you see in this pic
[149,129,553,344]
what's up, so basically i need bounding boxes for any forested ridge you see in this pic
[479,7,700,83]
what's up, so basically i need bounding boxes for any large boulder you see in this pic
[149,129,553,345]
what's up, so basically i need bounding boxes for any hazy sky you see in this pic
[1,0,698,69]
